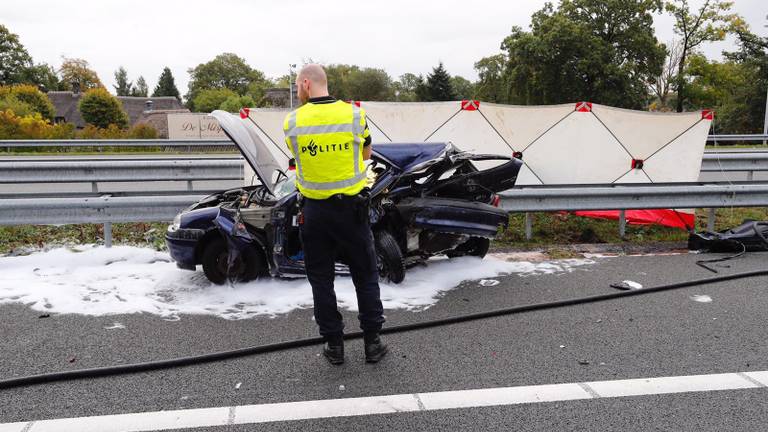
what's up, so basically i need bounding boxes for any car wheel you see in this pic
[375,230,405,284]
[202,237,267,284]
[447,237,491,259]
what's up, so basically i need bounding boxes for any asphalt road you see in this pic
[1,252,768,431]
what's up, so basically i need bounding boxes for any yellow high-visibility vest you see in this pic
[283,100,369,200]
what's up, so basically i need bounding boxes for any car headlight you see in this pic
[170,214,182,231]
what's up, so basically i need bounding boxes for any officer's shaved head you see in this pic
[298,64,327,86]
[296,64,329,104]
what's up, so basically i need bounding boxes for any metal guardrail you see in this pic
[0,195,202,225]
[499,183,768,212]
[1,138,768,246]
[0,182,766,246]
[0,160,243,193]
[707,134,768,142]
[0,195,204,247]
[501,182,768,239]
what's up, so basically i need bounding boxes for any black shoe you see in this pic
[323,343,345,365]
[364,338,388,363]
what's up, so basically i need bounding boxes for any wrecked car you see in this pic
[165,109,522,284]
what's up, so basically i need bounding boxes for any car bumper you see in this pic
[165,227,206,271]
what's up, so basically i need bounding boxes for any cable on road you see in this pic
[1,268,767,390]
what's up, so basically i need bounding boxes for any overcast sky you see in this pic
[4,0,767,98]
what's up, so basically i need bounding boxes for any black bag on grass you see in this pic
[688,220,768,252]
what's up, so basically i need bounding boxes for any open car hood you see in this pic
[210,110,283,195]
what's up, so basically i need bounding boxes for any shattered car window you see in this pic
[273,171,297,199]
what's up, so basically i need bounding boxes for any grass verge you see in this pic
[0,207,766,256]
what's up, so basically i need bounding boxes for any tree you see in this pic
[649,40,684,110]
[722,30,768,133]
[219,94,257,113]
[23,63,59,92]
[113,66,133,96]
[325,64,358,101]
[665,0,745,112]
[451,76,475,99]
[132,76,148,97]
[192,88,238,113]
[185,53,267,110]
[347,67,393,100]
[474,54,507,103]
[480,0,665,109]
[152,67,180,100]
[0,24,33,86]
[78,88,128,128]
[393,73,421,101]
[424,62,455,101]
[59,57,103,91]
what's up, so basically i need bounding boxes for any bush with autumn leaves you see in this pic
[0,84,157,141]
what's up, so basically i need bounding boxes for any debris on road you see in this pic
[690,295,713,303]
[578,359,590,365]
[479,279,500,287]
[610,280,643,290]
[103,322,125,330]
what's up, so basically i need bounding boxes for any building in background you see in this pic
[264,87,298,108]
[47,90,186,129]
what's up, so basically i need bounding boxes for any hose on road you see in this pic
[2,268,767,390]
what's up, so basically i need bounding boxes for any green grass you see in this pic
[496,207,768,248]
[0,222,169,255]
[1,207,766,256]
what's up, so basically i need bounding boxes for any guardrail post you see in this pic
[747,171,754,181]
[104,222,112,248]
[707,208,716,232]
[91,182,98,193]
[524,212,533,240]
[619,210,626,238]
[187,180,193,191]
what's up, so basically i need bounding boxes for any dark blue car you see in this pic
[165,110,522,284]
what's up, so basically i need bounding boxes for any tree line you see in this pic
[1,0,766,134]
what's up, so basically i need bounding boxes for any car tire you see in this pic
[447,237,491,259]
[375,230,405,284]
[202,237,267,285]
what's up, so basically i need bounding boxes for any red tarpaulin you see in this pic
[574,210,694,230]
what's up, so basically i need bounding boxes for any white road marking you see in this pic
[3,370,766,431]
[0,422,29,432]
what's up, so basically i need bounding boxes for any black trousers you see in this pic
[299,195,385,340]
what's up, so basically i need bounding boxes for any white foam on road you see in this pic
[690,294,713,303]
[4,369,767,431]
[0,245,593,320]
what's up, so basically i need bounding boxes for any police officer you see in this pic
[283,64,387,365]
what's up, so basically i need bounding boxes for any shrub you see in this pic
[76,124,125,139]
[0,95,35,117]
[78,88,128,128]
[0,109,74,140]
[0,84,56,120]
[126,123,158,139]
